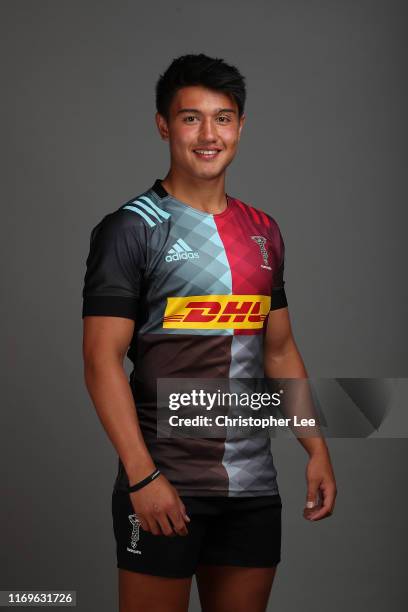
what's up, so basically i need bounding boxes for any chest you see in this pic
[146,217,278,297]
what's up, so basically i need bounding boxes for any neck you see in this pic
[161,168,228,214]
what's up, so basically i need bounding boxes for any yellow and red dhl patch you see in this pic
[163,295,271,329]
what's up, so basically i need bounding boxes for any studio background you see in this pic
[2,1,407,610]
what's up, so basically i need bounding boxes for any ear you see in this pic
[156,112,169,141]
[238,113,246,140]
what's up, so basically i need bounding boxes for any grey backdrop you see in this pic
[1,1,407,610]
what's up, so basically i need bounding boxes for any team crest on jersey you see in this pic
[165,238,200,263]
[127,514,142,555]
[163,295,271,329]
[251,236,272,271]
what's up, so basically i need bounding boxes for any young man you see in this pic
[82,54,337,612]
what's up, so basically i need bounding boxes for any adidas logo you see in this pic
[165,238,200,263]
[123,194,171,227]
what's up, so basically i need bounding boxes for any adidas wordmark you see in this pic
[165,238,200,263]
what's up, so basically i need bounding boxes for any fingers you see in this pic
[156,513,177,537]
[140,508,174,536]
[138,516,149,532]
[129,482,192,537]
[303,479,320,520]
[139,507,189,536]
[136,515,160,535]
[305,485,337,521]
[179,500,191,524]
[145,516,162,536]
[168,506,189,536]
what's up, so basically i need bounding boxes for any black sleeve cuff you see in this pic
[82,296,138,320]
[270,287,288,311]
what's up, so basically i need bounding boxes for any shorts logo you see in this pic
[163,295,271,329]
[251,236,272,270]
[127,514,142,555]
[165,239,200,263]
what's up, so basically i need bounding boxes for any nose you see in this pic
[199,117,217,142]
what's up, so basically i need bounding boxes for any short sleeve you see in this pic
[270,222,288,311]
[81,210,146,320]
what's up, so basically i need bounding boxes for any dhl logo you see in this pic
[163,295,271,329]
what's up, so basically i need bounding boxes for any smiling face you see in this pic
[156,85,245,181]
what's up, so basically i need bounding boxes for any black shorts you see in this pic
[112,490,282,578]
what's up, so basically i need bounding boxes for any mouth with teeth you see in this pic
[193,148,222,160]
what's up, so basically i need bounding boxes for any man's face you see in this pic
[156,85,245,180]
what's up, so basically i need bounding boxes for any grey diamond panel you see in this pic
[139,201,234,336]
[220,375,279,496]
[222,437,279,497]
[229,335,265,378]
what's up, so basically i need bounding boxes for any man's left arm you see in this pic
[264,306,337,521]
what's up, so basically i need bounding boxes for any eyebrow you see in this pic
[176,107,237,116]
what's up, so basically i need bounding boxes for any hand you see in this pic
[303,450,337,521]
[130,473,191,536]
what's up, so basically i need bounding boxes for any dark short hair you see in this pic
[155,53,246,121]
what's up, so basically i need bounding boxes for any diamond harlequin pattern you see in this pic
[229,335,265,378]
[222,437,278,495]
[117,183,282,497]
[147,205,234,336]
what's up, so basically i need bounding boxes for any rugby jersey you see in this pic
[82,179,288,496]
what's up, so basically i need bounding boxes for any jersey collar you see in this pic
[151,179,168,199]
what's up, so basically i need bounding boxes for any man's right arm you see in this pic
[82,314,190,536]
[81,210,189,536]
